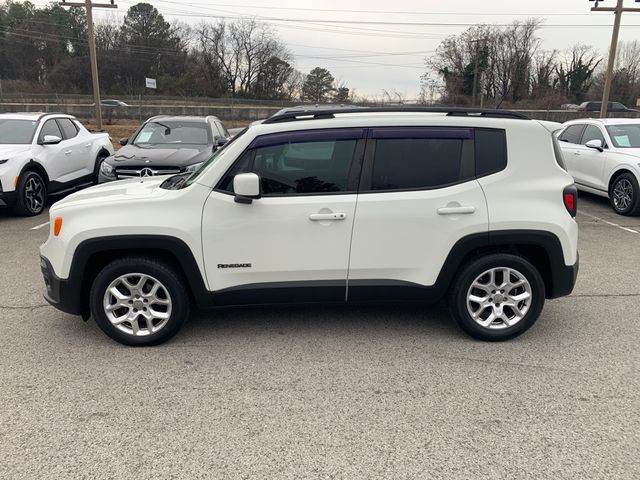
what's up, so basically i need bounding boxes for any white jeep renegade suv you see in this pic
[40,107,579,346]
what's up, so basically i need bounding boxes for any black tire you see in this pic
[448,254,546,341]
[90,257,190,346]
[609,173,640,216]
[93,153,109,184]
[13,170,47,216]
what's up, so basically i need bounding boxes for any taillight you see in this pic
[563,185,578,217]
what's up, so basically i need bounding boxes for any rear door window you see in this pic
[57,118,78,140]
[364,128,474,191]
[558,124,586,144]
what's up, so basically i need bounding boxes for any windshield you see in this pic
[0,119,37,144]
[606,124,640,148]
[182,127,248,188]
[133,121,210,146]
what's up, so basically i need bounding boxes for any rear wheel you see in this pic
[13,171,47,216]
[90,257,190,346]
[610,173,640,216]
[448,254,545,341]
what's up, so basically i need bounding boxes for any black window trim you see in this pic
[357,126,477,194]
[213,127,367,197]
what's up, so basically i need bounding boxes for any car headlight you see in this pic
[100,161,115,176]
[0,159,9,165]
[185,162,203,173]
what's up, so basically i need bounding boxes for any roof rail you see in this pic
[263,106,530,124]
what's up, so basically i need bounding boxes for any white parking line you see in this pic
[579,211,640,235]
[31,221,50,230]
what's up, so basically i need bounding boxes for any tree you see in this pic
[302,67,335,102]
[116,3,185,94]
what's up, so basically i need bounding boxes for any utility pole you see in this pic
[470,39,485,107]
[590,0,640,118]
[60,0,117,130]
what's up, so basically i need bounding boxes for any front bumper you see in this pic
[40,256,83,315]
[0,189,18,208]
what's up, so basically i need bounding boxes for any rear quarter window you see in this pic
[475,129,507,177]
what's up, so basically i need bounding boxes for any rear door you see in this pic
[56,118,92,179]
[558,124,587,182]
[201,128,366,303]
[347,127,490,300]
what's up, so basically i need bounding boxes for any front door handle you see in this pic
[437,206,476,215]
[309,212,347,221]
[64,150,72,155]
[573,151,581,156]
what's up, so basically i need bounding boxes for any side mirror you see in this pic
[41,135,62,145]
[233,173,261,204]
[119,137,128,146]
[216,137,228,147]
[585,139,604,152]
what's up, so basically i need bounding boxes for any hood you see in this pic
[0,144,33,158]
[111,144,211,166]
[51,176,169,211]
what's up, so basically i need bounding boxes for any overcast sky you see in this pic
[35,0,640,98]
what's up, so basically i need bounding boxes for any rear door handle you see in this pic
[437,206,475,215]
[309,213,347,221]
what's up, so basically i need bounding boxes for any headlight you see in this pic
[185,162,203,173]
[100,161,115,176]
[0,159,8,165]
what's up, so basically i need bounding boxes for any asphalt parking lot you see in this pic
[0,193,638,479]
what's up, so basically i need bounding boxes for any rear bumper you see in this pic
[40,256,82,315]
[549,252,579,299]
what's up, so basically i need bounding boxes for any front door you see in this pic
[573,124,608,191]
[201,128,365,304]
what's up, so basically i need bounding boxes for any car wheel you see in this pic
[448,254,545,341]
[610,173,640,216]
[13,171,47,216]
[93,153,109,184]
[90,257,190,346]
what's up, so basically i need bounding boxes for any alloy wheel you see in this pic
[466,267,532,330]
[103,273,172,336]
[24,175,45,213]
[613,178,633,211]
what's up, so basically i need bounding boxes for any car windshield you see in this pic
[0,119,38,144]
[133,121,210,146]
[606,124,640,148]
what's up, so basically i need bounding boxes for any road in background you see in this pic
[0,193,638,479]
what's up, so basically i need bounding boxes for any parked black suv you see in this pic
[98,115,230,182]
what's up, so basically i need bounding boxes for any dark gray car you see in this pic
[98,115,229,182]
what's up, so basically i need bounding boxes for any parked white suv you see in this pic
[0,112,114,215]
[557,118,640,215]
[40,107,579,346]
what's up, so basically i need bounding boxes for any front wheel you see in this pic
[13,171,47,216]
[448,254,546,341]
[90,257,190,346]
[610,173,640,216]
